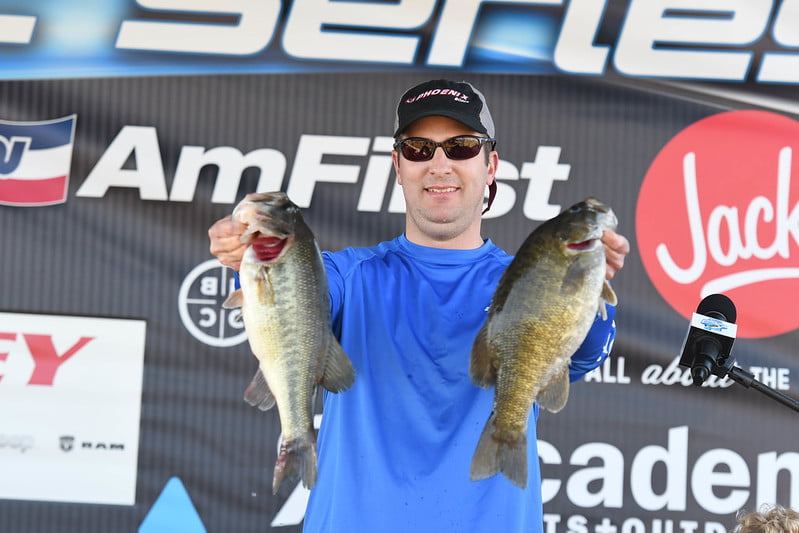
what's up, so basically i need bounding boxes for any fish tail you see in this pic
[470,413,528,489]
[272,431,318,494]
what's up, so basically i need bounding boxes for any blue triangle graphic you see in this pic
[139,477,206,533]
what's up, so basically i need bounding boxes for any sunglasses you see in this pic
[394,135,496,162]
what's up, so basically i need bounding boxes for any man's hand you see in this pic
[601,230,630,280]
[208,215,248,271]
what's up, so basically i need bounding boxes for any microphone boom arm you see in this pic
[725,365,799,414]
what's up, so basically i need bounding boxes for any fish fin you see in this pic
[243,368,275,411]
[469,324,498,388]
[222,289,244,309]
[320,337,355,393]
[272,431,318,494]
[537,366,570,413]
[600,281,618,318]
[470,412,528,489]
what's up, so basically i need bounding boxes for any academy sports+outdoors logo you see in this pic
[636,110,799,339]
[0,115,77,207]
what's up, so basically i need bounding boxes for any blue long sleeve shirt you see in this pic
[303,235,615,532]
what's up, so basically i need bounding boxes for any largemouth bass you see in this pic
[469,197,618,489]
[223,191,355,494]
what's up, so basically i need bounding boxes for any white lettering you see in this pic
[541,517,730,533]
[621,518,645,533]
[76,126,168,200]
[286,134,370,207]
[282,0,432,63]
[691,449,750,513]
[539,439,563,503]
[356,137,394,212]
[641,356,696,387]
[614,0,771,81]
[631,426,688,511]
[543,514,561,533]
[749,366,791,390]
[198,308,215,328]
[567,442,624,508]
[116,0,280,55]
[656,148,799,296]
[0,14,36,44]
[3,0,799,85]
[594,517,617,533]
[520,146,571,221]
[655,152,706,284]
[566,514,588,533]
[585,356,631,384]
[170,145,286,204]
[756,451,799,509]
[758,0,799,83]
[520,428,794,520]
[554,0,610,74]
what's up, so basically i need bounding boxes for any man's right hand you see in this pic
[208,215,248,271]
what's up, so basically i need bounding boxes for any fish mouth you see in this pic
[566,238,600,252]
[251,235,288,262]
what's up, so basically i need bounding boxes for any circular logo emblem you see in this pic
[636,110,799,339]
[178,259,247,347]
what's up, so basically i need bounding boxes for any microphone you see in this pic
[678,294,738,386]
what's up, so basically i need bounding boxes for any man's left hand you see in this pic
[602,230,630,280]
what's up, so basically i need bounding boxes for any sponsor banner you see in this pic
[0,71,796,532]
[0,312,146,505]
[1,0,798,88]
[637,110,799,339]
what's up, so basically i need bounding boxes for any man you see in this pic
[209,79,630,532]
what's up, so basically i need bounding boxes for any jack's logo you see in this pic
[0,115,77,206]
[636,110,799,339]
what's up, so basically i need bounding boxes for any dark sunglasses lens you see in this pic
[401,139,435,161]
[443,137,482,159]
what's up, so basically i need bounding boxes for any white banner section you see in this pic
[0,312,146,505]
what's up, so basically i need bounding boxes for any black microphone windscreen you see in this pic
[696,293,737,323]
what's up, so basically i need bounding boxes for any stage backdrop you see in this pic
[0,2,797,532]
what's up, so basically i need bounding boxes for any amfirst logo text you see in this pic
[75,126,573,221]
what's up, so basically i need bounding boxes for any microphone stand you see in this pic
[682,347,799,414]
[725,366,799,413]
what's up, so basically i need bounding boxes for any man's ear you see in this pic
[486,150,499,186]
[393,150,403,185]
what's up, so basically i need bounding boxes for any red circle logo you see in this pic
[636,110,799,339]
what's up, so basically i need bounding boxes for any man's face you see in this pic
[392,115,498,248]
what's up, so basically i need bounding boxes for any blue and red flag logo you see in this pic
[0,115,77,206]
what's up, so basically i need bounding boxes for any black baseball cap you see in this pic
[393,79,497,214]
[393,79,496,138]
